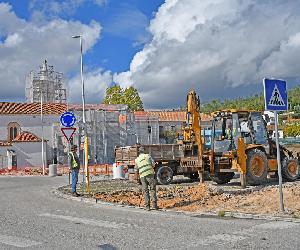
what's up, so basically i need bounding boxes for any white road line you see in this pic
[190,221,300,248]
[39,213,138,229]
[0,234,42,248]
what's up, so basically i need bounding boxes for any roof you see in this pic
[0,141,12,147]
[68,103,128,111]
[0,102,67,115]
[134,111,212,122]
[13,131,42,142]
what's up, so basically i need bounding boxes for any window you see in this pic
[7,122,20,141]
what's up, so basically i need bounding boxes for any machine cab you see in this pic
[212,110,269,155]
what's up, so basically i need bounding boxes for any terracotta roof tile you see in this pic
[0,102,67,115]
[0,141,12,146]
[13,131,41,142]
[68,103,128,111]
[134,111,212,122]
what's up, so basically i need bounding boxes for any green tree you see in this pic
[102,85,144,111]
[123,86,144,111]
[283,125,300,137]
[103,85,124,104]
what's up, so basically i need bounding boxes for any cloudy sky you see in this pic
[1,0,300,109]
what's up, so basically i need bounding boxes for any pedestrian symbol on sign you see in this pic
[268,84,285,107]
[263,78,288,111]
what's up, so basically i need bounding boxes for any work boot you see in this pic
[72,192,80,197]
[152,204,159,210]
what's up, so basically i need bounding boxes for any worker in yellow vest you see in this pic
[69,145,80,197]
[135,146,158,210]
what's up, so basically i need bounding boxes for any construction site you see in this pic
[1,60,300,218]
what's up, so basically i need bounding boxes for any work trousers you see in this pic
[71,169,79,193]
[140,174,157,207]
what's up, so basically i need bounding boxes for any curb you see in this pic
[52,188,300,223]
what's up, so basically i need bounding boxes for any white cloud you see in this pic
[68,69,112,103]
[114,0,300,108]
[0,3,102,102]
[29,0,108,18]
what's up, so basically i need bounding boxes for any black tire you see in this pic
[246,149,268,185]
[156,166,173,185]
[188,172,199,180]
[211,173,234,184]
[282,158,299,181]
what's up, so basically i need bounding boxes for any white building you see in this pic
[0,102,66,168]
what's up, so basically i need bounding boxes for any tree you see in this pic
[102,85,144,111]
[123,86,144,111]
[102,85,123,104]
[283,125,300,137]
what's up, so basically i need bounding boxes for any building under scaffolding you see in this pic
[25,60,67,103]
[134,112,159,145]
[52,104,136,164]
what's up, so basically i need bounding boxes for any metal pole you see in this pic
[74,35,90,192]
[274,111,284,212]
[80,36,87,185]
[41,91,45,175]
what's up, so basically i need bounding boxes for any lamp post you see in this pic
[40,89,45,175]
[72,35,90,192]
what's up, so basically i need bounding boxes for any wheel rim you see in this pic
[160,169,171,182]
[251,156,265,177]
[287,161,298,177]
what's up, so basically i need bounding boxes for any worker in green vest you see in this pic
[135,146,158,211]
[69,145,80,197]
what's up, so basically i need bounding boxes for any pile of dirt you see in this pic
[93,180,300,216]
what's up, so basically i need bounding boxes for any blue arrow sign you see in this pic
[60,111,76,127]
[263,78,288,111]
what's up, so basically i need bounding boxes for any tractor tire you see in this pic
[188,172,199,180]
[282,158,299,181]
[246,149,268,186]
[156,166,173,185]
[211,172,234,184]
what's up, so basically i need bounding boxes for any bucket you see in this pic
[48,164,57,177]
[112,163,125,179]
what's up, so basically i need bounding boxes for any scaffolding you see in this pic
[52,105,136,164]
[25,60,67,103]
[134,113,159,145]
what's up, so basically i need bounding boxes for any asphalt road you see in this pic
[0,176,300,250]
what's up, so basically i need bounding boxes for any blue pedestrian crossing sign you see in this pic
[263,78,288,111]
[60,111,76,127]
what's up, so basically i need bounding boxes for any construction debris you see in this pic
[69,179,300,217]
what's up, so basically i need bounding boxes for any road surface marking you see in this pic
[190,221,299,247]
[0,234,42,248]
[39,213,138,229]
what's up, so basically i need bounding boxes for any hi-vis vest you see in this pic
[69,152,79,169]
[135,154,154,178]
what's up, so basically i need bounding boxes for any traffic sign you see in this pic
[60,111,76,127]
[263,78,288,111]
[61,128,76,141]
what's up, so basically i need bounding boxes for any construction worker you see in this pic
[69,145,80,197]
[135,146,158,210]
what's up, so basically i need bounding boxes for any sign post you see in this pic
[263,78,288,212]
[60,111,77,185]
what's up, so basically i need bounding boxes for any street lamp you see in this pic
[72,34,90,192]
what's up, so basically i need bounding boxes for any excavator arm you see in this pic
[180,90,204,182]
